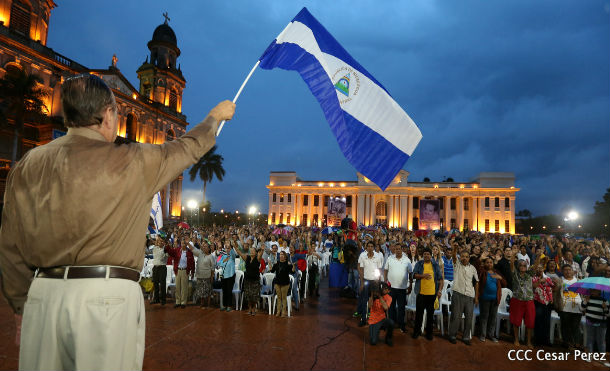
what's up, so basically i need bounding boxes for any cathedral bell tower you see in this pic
[136,13,185,113]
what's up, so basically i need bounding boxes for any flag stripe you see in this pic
[291,9,389,95]
[275,21,421,155]
[259,7,422,191]
[260,41,408,190]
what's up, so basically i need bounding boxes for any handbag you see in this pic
[434,297,440,310]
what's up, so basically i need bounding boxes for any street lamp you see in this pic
[187,199,197,226]
[248,206,257,226]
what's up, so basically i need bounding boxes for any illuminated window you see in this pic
[485,219,490,232]
[464,198,469,211]
[450,218,456,229]
[484,197,490,208]
[272,193,276,202]
[271,213,276,224]
[495,197,500,208]
[314,195,319,207]
[126,113,137,141]
[464,219,469,231]
[287,213,291,224]
[287,194,292,203]
[505,197,510,209]
[313,214,319,225]
[303,195,308,206]
[376,201,387,217]
[324,195,330,206]
[279,213,283,224]
[495,220,500,231]
[505,220,510,232]
[280,194,284,203]
[302,214,308,224]
[169,90,178,110]
[10,1,31,37]
[450,198,456,210]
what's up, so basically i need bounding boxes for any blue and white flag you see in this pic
[259,7,422,190]
[150,192,163,232]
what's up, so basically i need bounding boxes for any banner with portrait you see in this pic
[419,199,440,230]
[327,196,346,226]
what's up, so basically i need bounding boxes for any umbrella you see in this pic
[321,226,334,235]
[277,223,286,228]
[272,228,289,236]
[283,226,295,232]
[178,222,190,229]
[568,277,610,300]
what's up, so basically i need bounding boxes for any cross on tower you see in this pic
[163,12,170,24]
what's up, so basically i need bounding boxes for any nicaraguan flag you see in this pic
[150,192,163,232]
[259,7,422,190]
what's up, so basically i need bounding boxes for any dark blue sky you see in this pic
[47,0,610,217]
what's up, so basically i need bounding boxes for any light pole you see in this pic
[249,206,257,226]
[202,208,206,226]
[187,199,197,226]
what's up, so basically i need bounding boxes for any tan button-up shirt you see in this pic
[0,116,218,314]
[452,259,479,298]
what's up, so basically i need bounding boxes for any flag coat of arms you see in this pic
[150,192,163,232]
[259,7,422,190]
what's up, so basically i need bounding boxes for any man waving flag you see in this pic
[259,7,422,191]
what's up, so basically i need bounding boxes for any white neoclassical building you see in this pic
[267,170,519,234]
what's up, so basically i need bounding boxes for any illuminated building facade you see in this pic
[0,1,186,218]
[267,171,519,234]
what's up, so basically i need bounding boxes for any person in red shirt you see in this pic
[369,281,394,346]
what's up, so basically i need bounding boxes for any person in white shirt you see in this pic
[151,237,168,305]
[357,241,383,326]
[448,248,479,345]
[384,242,412,332]
[559,264,583,348]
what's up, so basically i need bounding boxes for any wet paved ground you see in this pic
[0,277,606,370]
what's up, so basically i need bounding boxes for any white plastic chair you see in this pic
[422,280,451,335]
[166,265,176,297]
[213,269,223,309]
[495,288,513,338]
[232,270,245,310]
[273,275,295,317]
[260,272,276,314]
[549,310,561,344]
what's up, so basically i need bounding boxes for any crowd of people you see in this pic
[144,218,610,363]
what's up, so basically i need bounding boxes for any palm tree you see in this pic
[188,145,225,203]
[0,68,49,166]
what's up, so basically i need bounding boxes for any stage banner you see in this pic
[327,196,346,226]
[419,199,440,230]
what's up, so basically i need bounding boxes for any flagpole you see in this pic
[216,60,261,136]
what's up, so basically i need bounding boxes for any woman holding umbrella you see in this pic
[568,275,610,356]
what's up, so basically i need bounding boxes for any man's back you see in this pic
[1,118,216,312]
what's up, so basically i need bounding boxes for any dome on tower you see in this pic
[151,23,177,46]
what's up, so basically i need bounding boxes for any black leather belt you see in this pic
[36,266,140,282]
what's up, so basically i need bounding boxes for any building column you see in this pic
[318,193,324,226]
[294,194,300,226]
[307,194,313,226]
[164,183,171,219]
[368,194,373,225]
[401,196,408,229]
[457,196,464,231]
[386,196,395,227]
[357,194,364,226]
[444,196,450,231]
[478,197,484,232]
[268,192,273,224]
[472,196,478,232]
[510,197,516,234]
[407,195,413,230]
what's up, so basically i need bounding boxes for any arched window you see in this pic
[376,201,387,217]
[166,129,175,142]
[169,89,178,111]
[10,1,31,37]
[125,113,137,141]
[375,201,387,226]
